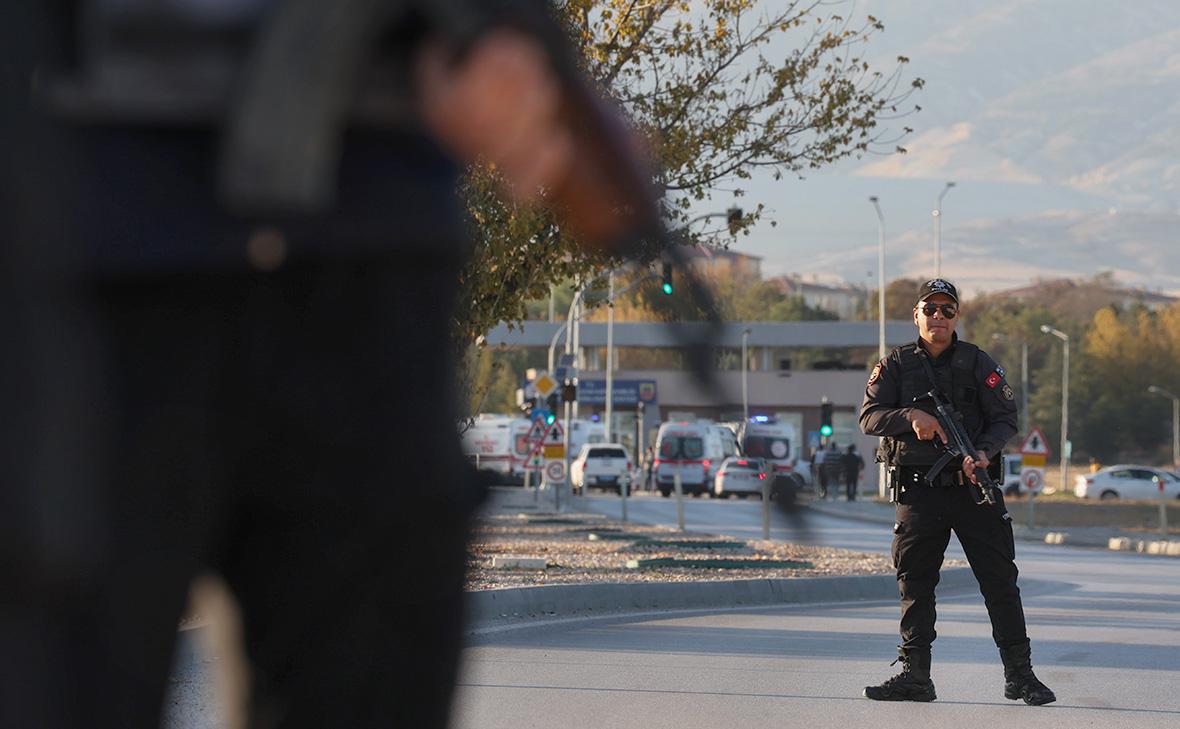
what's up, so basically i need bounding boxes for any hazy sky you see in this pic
[708,0,1180,297]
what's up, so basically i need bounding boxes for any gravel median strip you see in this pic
[466,511,901,591]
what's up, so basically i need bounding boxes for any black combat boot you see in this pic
[863,647,936,702]
[999,642,1056,706]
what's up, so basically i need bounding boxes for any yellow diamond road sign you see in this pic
[533,372,558,398]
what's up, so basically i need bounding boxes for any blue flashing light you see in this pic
[752,415,771,423]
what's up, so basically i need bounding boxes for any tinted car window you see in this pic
[589,448,627,459]
[727,460,761,471]
[1129,469,1159,480]
[744,436,789,459]
[1109,470,1133,479]
[682,437,704,459]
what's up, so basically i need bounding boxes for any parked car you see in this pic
[1001,454,1023,496]
[570,444,632,495]
[713,457,769,498]
[1074,465,1180,500]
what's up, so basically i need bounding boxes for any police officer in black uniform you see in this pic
[859,279,1055,705]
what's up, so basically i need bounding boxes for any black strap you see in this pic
[915,347,948,401]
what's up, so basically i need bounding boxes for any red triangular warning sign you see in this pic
[1019,426,1051,456]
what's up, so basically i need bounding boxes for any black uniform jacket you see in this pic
[859,334,1018,464]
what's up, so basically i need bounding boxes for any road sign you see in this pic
[532,371,558,399]
[1020,467,1045,493]
[1020,427,1051,457]
[544,420,565,443]
[545,460,566,483]
[543,444,565,459]
[526,420,548,443]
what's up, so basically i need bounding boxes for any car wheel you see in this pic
[659,487,671,498]
[1099,489,1119,501]
[1005,484,1021,497]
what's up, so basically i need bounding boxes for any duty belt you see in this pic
[898,466,964,488]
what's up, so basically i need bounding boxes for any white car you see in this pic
[713,457,769,498]
[570,444,633,495]
[1074,465,1180,500]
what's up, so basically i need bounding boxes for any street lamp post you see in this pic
[1041,325,1070,494]
[869,197,886,360]
[870,196,886,498]
[604,270,615,441]
[741,328,751,423]
[933,181,955,277]
[1147,385,1180,468]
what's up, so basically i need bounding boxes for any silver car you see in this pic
[1074,465,1180,500]
[713,457,769,498]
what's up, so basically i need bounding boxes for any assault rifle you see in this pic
[913,388,999,507]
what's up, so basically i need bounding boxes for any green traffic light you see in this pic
[820,424,833,437]
[546,414,556,424]
[661,282,673,295]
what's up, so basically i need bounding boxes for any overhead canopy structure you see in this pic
[483,320,916,349]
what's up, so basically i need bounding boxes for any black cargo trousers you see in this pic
[892,470,1028,652]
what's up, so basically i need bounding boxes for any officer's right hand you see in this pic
[910,410,948,443]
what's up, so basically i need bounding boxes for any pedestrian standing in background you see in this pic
[858,278,1055,705]
[842,444,864,501]
[821,442,845,500]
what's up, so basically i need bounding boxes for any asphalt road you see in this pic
[453,493,1180,729]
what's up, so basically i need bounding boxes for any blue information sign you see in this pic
[575,379,658,406]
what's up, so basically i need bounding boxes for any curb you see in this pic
[464,566,978,630]
[806,501,1179,552]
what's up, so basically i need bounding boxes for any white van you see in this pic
[653,420,727,497]
[460,414,531,483]
[738,416,810,489]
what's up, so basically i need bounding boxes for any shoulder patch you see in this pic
[995,365,1005,378]
[1001,383,1015,401]
[868,362,883,386]
[985,370,1002,389]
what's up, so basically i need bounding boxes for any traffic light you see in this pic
[819,399,833,438]
[661,261,673,295]
[562,382,577,403]
[726,206,743,235]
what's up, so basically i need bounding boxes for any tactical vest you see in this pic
[884,341,984,466]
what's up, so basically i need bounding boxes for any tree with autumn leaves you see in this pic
[453,0,924,345]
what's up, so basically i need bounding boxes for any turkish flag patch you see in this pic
[985,371,1002,389]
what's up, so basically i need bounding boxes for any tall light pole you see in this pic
[741,328,752,423]
[1041,325,1070,494]
[869,197,886,359]
[933,181,955,277]
[870,196,886,498]
[1147,385,1180,468]
[604,271,615,440]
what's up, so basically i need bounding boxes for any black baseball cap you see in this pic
[917,278,959,305]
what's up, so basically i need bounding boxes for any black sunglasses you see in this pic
[918,303,958,318]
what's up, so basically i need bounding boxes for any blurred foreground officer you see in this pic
[2,2,649,727]
[858,279,1055,705]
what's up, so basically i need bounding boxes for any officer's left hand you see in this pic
[962,451,990,483]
